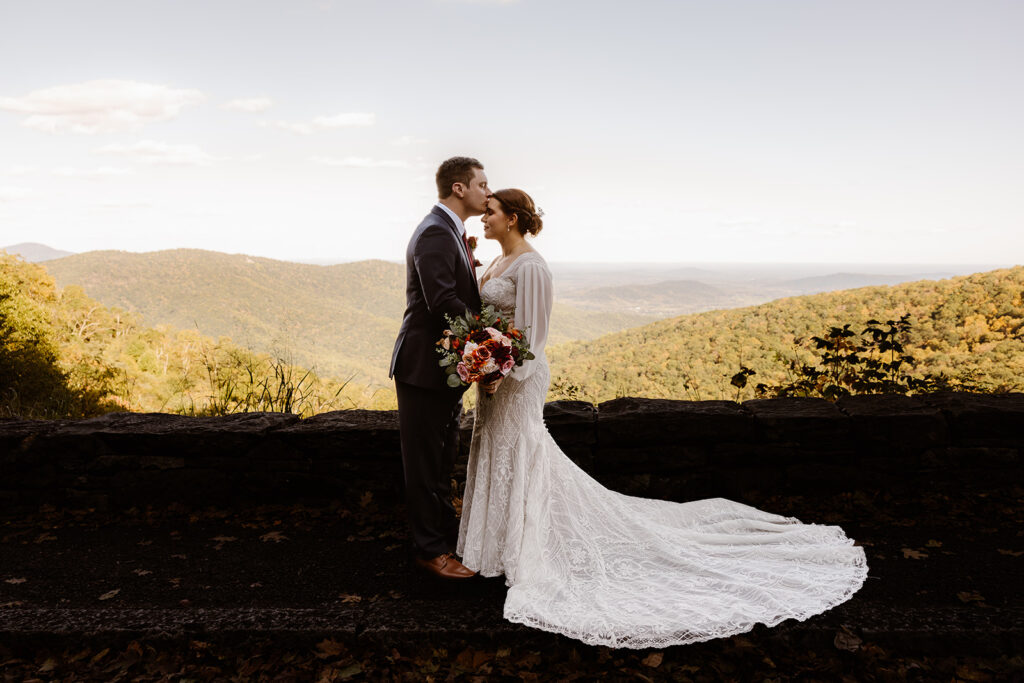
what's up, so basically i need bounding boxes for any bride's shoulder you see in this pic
[513,250,552,283]
[519,249,548,267]
[527,250,552,274]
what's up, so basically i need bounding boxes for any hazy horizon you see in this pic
[5,241,1014,285]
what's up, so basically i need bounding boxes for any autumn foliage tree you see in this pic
[731,314,980,401]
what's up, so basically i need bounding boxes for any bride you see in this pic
[456,188,869,649]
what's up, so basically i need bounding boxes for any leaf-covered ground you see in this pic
[2,481,1021,681]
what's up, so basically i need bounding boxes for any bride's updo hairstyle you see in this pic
[491,189,544,237]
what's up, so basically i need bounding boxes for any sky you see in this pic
[1,0,1021,266]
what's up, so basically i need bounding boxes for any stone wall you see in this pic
[1,393,1021,512]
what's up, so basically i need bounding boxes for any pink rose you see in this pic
[456,362,470,382]
[475,344,491,361]
[501,358,515,374]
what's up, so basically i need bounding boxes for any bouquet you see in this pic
[436,304,534,392]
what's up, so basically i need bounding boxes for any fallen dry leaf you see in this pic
[0,601,25,608]
[260,531,289,543]
[4,578,27,584]
[641,652,664,668]
[337,663,363,680]
[834,627,862,652]
[315,638,347,659]
[132,569,152,576]
[38,656,58,672]
[34,533,57,543]
[925,539,942,548]
[211,535,238,550]
[997,548,1024,557]
[901,548,928,559]
[338,593,362,603]
[955,664,994,682]
[957,590,985,603]
[455,647,494,671]
[98,589,120,601]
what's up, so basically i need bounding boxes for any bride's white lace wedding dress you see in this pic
[456,250,869,649]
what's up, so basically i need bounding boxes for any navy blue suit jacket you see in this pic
[390,206,482,390]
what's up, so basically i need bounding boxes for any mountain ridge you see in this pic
[2,243,76,262]
[547,265,1024,402]
[42,248,656,387]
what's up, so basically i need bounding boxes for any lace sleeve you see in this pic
[512,258,553,381]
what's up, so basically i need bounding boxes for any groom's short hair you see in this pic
[436,157,483,199]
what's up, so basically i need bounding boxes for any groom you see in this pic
[389,156,488,580]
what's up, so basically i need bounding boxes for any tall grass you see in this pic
[175,343,357,417]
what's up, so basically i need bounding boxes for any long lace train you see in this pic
[457,362,868,649]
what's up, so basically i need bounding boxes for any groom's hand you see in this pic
[482,377,503,395]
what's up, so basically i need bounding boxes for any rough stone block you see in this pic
[742,397,852,445]
[714,466,784,497]
[919,392,1024,446]
[598,397,755,446]
[595,446,708,474]
[276,410,400,459]
[543,400,596,443]
[836,394,949,447]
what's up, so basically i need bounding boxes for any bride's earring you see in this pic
[506,224,511,232]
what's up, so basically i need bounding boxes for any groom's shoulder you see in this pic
[411,209,452,239]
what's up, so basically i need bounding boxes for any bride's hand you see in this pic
[482,377,503,395]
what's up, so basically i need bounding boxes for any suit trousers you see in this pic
[394,378,464,558]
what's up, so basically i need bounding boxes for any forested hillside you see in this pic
[0,253,387,418]
[5,249,1020,418]
[546,267,1024,402]
[44,249,655,387]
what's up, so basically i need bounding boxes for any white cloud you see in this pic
[2,165,38,176]
[52,166,132,178]
[391,135,428,146]
[259,120,314,135]
[95,140,223,166]
[260,112,375,135]
[0,186,34,202]
[311,156,410,168]
[92,200,153,210]
[312,112,375,127]
[0,80,204,134]
[716,217,763,228]
[221,97,274,112]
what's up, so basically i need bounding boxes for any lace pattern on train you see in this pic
[456,253,869,649]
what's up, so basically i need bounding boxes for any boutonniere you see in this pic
[467,235,482,268]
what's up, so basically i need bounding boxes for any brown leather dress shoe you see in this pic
[414,552,476,580]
